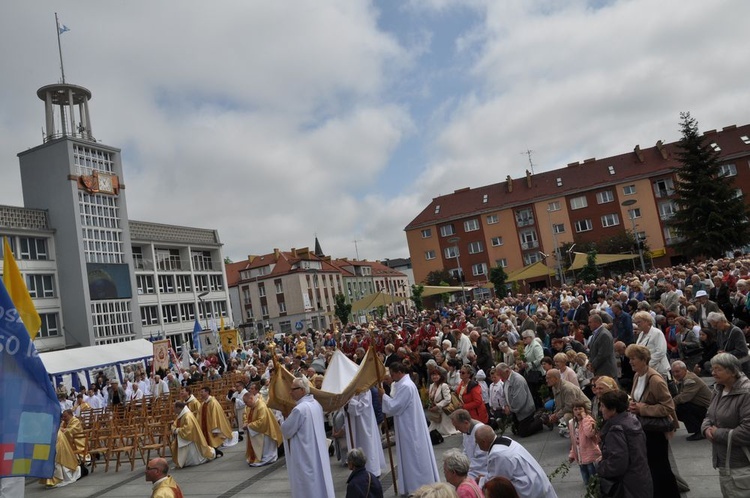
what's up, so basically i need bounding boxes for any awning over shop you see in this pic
[568,252,638,271]
[506,261,555,283]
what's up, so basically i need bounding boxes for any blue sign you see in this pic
[295,321,304,331]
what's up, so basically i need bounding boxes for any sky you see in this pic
[1,1,749,263]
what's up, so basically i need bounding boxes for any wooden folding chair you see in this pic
[89,427,111,473]
[109,428,138,472]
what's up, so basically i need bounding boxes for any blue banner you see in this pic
[0,279,59,478]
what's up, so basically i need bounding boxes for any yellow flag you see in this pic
[220,315,225,330]
[3,237,42,339]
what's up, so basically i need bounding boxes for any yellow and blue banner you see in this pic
[3,237,41,340]
[0,277,59,478]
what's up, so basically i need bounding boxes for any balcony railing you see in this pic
[521,240,539,250]
[516,217,534,227]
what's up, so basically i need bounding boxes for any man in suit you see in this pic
[568,298,589,328]
[693,290,720,329]
[586,314,618,379]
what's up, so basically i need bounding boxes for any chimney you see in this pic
[247,255,256,263]
[525,169,532,188]
[273,248,280,260]
[291,247,297,258]
[633,145,644,163]
[583,157,596,163]
[506,175,513,193]
[656,140,668,159]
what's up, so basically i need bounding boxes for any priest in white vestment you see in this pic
[344,390,386,478]
[380,362,439,495]
[280,378,335,498]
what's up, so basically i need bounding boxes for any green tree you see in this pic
[669,112,750,258]
[224,256,233,265]
[411,284,425,312]
[424,269,458,286]
[577,250,599,283]
[334,293,351,326]
[489,264,509,297]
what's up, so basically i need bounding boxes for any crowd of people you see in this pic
[45,256,750,498]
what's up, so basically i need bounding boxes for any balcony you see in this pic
[156,258,190,271]
[521,240,539,250]
[516,217,534,227]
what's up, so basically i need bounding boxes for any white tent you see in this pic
[39,339,154,388]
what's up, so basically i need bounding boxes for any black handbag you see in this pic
[638,415,674,432]
[599,476,624,497]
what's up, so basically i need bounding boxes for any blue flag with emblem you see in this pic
[0,278,59,478]
[192,318,202,355]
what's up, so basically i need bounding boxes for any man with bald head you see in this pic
[475,425,557,498]
[145,457,183,498]
[543,369,590,435]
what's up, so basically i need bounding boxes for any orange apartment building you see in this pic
[405,123,750,287]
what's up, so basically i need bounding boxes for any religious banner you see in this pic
[219,328,239,353]
[152,340,170,374]
[0,278,59,478]
[199,331,218,355]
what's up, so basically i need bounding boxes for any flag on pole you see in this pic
[3,237,41,340]
[0,277,60,478]
[58,24,70,34]
[192,318,202,355]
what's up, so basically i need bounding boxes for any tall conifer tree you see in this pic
[669,112,750,258]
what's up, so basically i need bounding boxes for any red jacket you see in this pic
[458,381,488,423]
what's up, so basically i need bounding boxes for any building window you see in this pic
[179,303,195,321]
[440,224,455,237]
[421,228,432,238]
[486,214,499,224]
[552,223,565,234]
[570,196,588,210]
[468,241,484,254]
[78,192,123,264]
[515,208,534,227]
[261,304,269,318]
[275,280,283,294]
[155,248,181,271]
[91,300,133,341]
[191,250,213,271]
[158,275,175,293]
[659,201,677,220]
[444,246,459,259]
[628,208,641,219]
[664,226,683,245]
[209,274,224,291]
[242,287,251,305]
[519,229,538,250]
[575,219,593,232]
[601,213,620,228]
[623,185,636,195]
[136,275,155,295]
[719,163,737,177]
[19,237,48,260]
[596,190,614,204]
[258,284,266,297]
[176,274,192,293]
[472,263,487,276]
[523,252,541,265]
[279,301,287,313]
[556,178,563,187]
[653,178,675,198]
[140,305,159,326]
[425,250,436,260]
[482,194,489,203]
[38,313,60,338]
[27,274,55,298]
[491,237,503,247]
[434,205,440,214]
[496,258,508,268]
[547,201,561,212]
[162,304,179,324]
[464,219,480,232]
[194,274,209,292]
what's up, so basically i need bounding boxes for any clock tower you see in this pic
[18,83,143,347]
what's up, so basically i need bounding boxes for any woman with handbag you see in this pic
[701,353,750,497]
[427,368,459,437]
[625,344,681,498]
[456,365,488,424]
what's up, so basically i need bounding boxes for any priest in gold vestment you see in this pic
[40,410,82,487]
[146,458,184,498]
[170,401,215,468]
[199,387,232,457]
[242,392,283,466]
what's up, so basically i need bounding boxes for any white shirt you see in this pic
[486,436,558,498]
[489,380,506,411]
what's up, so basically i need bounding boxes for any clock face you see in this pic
[98,173,114,194]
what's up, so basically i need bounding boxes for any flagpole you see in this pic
[54,12,66,83]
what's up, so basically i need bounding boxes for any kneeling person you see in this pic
[171,401,215,468]
[243,392,283,466]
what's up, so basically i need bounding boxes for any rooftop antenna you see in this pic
[353,239,361,260]
[521,149,535,175]
[54,13,68,83]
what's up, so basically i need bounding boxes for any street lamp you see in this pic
[447,236,467,304]
[621,199,647,272]
[546,207,565,285]
[197,290,210,331]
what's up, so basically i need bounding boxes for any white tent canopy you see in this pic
[39,339,154,378]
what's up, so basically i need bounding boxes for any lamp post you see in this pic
[197,290,210,331]
[621,199,647,272]
[567,244,577,283]
[547,207,565,285]
[447,236,467,304]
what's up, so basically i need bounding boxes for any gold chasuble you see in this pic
[244,397,283,464]
[170,408,215,468]
[39,428,80,487]
[63,416,86,456]
[199,396,232,448]
[151,476,184,498]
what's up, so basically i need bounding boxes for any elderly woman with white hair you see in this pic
[633,310,671,379]
[521,330,545,408]
[442,449,483,498]
[706,312,750,376]
[701,353,750,497]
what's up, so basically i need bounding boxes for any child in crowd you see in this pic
[567,401,601,485]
